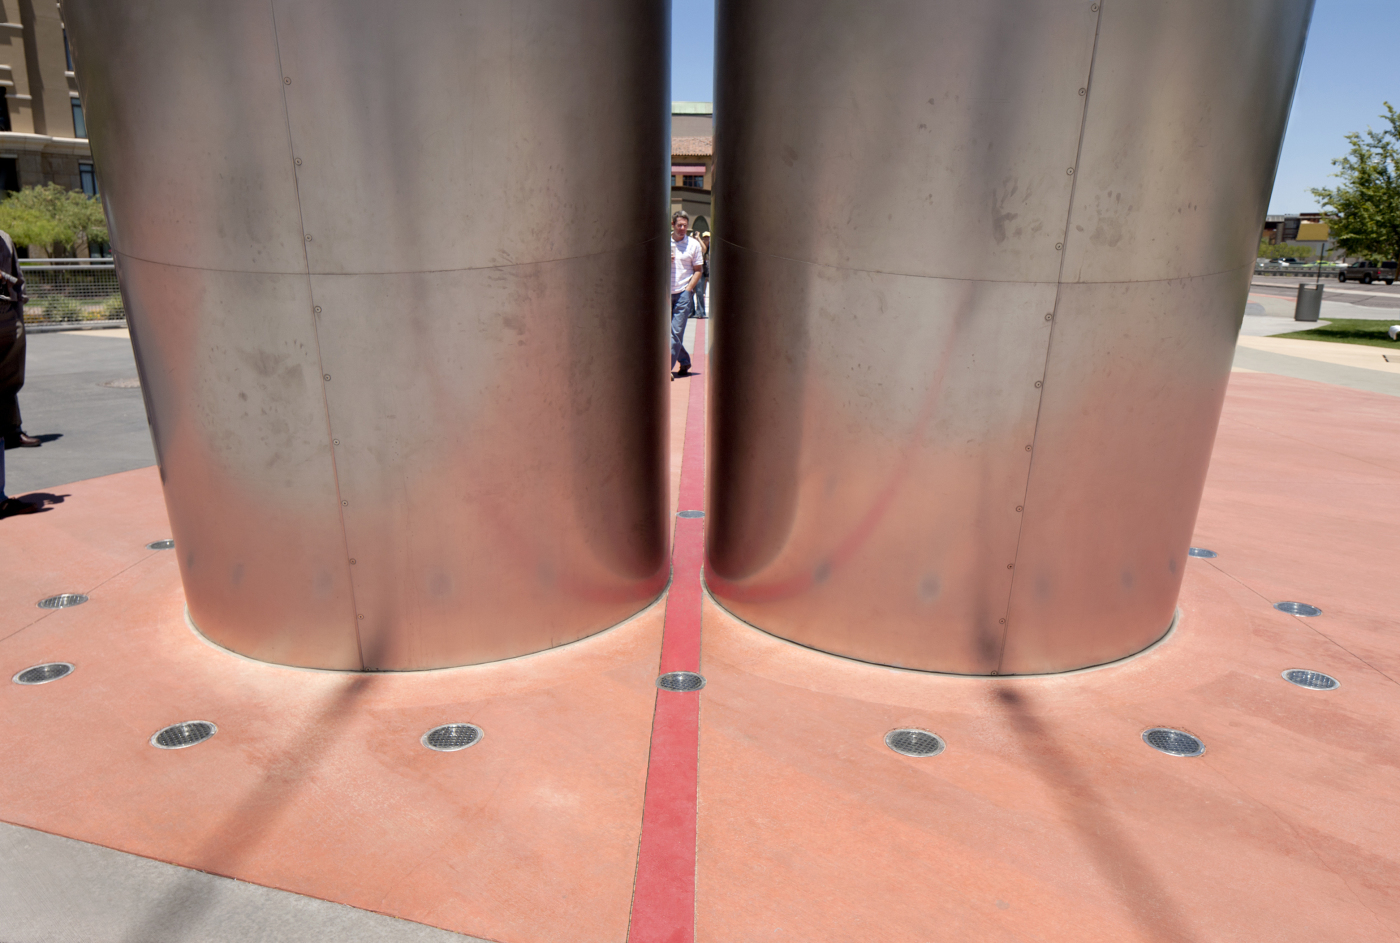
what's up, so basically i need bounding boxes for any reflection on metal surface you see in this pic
[656,671,706,692]
[64,1,671,669]
[884,729,945,758]
[1282,668,1339,690]
[1141,728,1205,758]
[151,721,218,750]
[421,724,483,752]
[36,594,88,610]
[1274,601,1322,617]
[709,0,1312,674]
[12,663,74,685]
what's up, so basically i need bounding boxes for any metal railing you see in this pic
[16,258,125,326]
[1253,263,1340,279]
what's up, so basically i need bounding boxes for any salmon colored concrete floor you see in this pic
[3,369,1399,942]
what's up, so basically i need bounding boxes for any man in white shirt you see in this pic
[669,210,704,377]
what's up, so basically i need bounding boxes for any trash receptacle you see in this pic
[1296,283,1323,321]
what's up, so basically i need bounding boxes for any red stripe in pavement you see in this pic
[628,319,707,943]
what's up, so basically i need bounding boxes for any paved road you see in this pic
[1252,274,1400,309]
[4,328,156,496]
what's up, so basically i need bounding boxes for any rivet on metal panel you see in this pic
[294,157,302,166]
[305,234,313,242]
[283,76,291,85]
[1090,3,1099,10]
[358,614,364,620]
[998,618,1006,624]
[1054,242,1063,250]
[314,305,322,313]
[323,374,331,381]
[332,439,339,445]
[349,558,357,565]
[1078,88,1086,96]
[341,500,348,506]
[1034,380,1042,388]
[1006,563,1014,569]
[1066,168,1074,175]
[1044,313,1053,321]
[1025,445,1032,451]
[1015,506,1023,512]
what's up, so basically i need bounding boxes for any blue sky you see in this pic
[669,0,1398,215]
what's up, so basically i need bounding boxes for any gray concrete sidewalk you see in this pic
[0,822,485,943]
[4,329,156,496]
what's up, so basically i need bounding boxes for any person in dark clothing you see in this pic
[693,231,710,319]
[0,229,38,450]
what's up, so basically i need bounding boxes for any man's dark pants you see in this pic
[670,290,693,370]
[0,315,23,436]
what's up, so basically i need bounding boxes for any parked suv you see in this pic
[1337,260,1397,285]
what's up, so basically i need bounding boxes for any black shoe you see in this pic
[675,365,691,377]
[4,431,40,449]
[0,497,39,518]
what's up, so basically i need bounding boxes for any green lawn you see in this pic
[1275,318,1400,350]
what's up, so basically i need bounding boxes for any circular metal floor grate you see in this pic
[1142,727,1204,757]
[13,662,73,685]
[656,671,706,692]
[151,721,217,750]
[1274,601,1322,617]
[885,728,946,757]
[36,594,88,609]
[422,723,483,752]
[1282,669,1340,690]
[146,539,175,550]
[1187,547,1217,558]
[678,510,705,519]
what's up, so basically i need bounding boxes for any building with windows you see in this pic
[671,102,712,236]
[0,0,94,200]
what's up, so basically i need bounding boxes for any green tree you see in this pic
[0,183,109,257]
[1257,239,1313,260]
[1312,103,1400,262]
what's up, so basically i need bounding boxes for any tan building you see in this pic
[671,101,713,236]
[0,0,94,200]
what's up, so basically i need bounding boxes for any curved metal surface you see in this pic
[708,0,1312,674]
[63,0,671,669]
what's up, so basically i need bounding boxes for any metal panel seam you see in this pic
[105,240,670,278]
[994,0,1106,675]
[712,236,1256,289]
[266,0,364,670]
